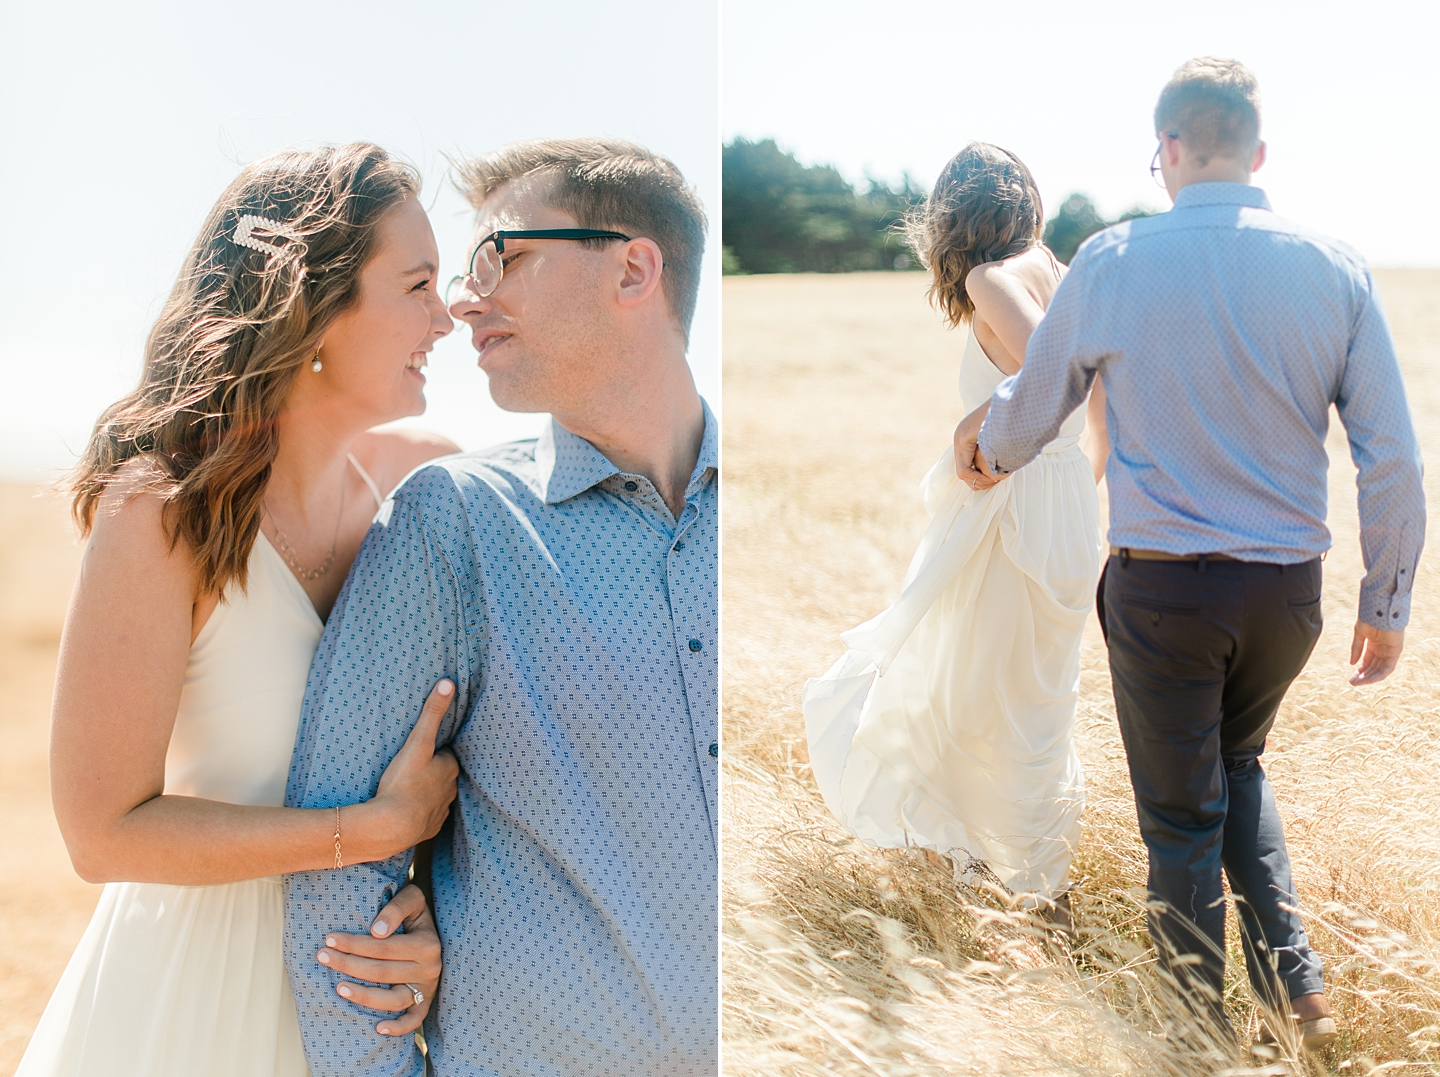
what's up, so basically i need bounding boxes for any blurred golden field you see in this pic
[722,270,1440,1075]
[0,485,95,1074]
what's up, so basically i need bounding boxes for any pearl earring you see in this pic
[311,350,323,373]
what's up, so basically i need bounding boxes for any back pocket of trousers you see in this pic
[1120,595,1201,616]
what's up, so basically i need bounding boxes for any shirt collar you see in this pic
[536,420,619,504]
[1171,182,1272,212]
[536,397,720,505]
[687,398,720,499]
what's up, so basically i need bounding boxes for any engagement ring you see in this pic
[404,983,425,1006]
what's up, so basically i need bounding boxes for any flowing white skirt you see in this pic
[17,877,309,1077]
[803,438,1103,899]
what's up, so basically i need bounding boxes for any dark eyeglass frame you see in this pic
[1150,132,1178,188]
[447,228,632,303]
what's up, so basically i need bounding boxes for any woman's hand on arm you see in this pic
[353,680,460,855]
[318,883,442,1036]
[52,472,458,885]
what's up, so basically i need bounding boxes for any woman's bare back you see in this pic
[967,245,1066,375]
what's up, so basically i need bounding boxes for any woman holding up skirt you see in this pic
[804,143,1107,905]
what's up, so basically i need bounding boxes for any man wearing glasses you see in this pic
[956,59,1423,1052]
[283,139,716,1077]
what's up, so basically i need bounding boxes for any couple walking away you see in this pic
[806,56,1424,1051]
[22,138,717,1077]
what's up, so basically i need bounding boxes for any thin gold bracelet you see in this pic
[333,805,343,869]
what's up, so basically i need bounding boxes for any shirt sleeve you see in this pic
[1335,269,1426,631]
[976,255,1102,474]
[282,483,476,1077]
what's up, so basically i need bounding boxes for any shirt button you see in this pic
[688,638,702,652]
[675,541,685,551]
[624,481,638,491]
[708,742,719,758]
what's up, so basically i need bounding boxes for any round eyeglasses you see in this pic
[445,228,631,306]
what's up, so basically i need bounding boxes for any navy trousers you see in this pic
[1099,555,1326,1012]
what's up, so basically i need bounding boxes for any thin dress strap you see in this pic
[1041,243,1064,282]
[346,453,384,512]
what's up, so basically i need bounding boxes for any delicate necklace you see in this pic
[266,470,347,582]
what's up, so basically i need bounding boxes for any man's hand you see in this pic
[1349,620,1405,686]
[954,400,1001,492]
[317,883,441,1036]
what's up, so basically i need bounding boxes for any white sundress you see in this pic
[803,330,1104,900]
[19,457,384,1076]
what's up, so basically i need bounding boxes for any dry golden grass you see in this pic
[722,269,1440,1075]
[0,484,98,1075]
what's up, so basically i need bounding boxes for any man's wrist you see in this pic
[974,425,1014,476]
[975,429,994,475]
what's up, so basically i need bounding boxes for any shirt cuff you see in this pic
[1357,584,1410,631]
[975,427,1015,476]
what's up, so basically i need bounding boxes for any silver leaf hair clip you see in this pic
[232,214,304,256]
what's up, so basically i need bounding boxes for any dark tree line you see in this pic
[1042,193,1156,264]
[723,138,1156,274]
[721,138,924,274]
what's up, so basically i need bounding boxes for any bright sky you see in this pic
[0,0,718,482]
[723,0,1438,266]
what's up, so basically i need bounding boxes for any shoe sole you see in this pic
[1254,1016,1338,1055]
[1301,1017,1338,1052]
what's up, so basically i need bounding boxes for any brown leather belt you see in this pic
[1110,546,1239,562]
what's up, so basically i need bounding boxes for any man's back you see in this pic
[981,181,1422,627]
[1071,182,1398,557]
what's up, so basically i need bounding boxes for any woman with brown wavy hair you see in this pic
[20,143,463,1076]
[804,143,1107,917]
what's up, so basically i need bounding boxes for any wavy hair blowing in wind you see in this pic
[904,142,1044,327]
[71,143,419,595]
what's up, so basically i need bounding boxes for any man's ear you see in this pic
[1251,140,1267,173]
[615,238,665,310]
[1163,133,1184,169]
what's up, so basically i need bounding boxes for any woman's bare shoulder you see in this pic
[352,428,462,496]
[969,247,1062,310]
[84,458,196,592]
[968,245,1059,285]
[965,257,1028,313]
[964,256,1009,290]
[91,457,171,537]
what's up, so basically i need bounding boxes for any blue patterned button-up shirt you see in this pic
[978,183,1425,630]
[283,404,718,1077]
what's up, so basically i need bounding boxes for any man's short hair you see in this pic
[454,138,707,342]
[1154,57,1262,165]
